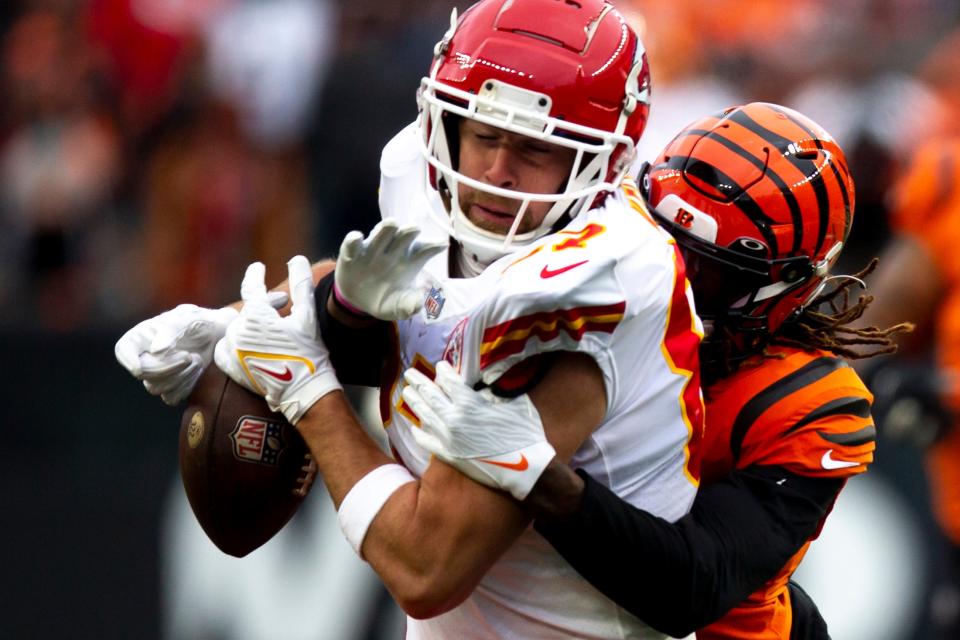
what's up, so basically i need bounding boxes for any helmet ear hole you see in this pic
[781,260,814,283]
[731,237,768,258]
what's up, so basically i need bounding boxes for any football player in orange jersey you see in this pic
[403,102,910,639]
[851,133,960,639]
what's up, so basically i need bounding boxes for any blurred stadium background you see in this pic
[2,0,959,638]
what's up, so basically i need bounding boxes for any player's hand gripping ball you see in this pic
[179,364,316,557]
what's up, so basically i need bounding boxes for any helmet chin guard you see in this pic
[414,0,650,267]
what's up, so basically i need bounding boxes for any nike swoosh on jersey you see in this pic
[479,454,529,471]
[540,260,589,279]
[821,449,859,470]
[250,363,294,382]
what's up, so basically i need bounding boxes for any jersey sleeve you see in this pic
[738,359,875,479]
[533,465,843,637]
[474,213,678,393]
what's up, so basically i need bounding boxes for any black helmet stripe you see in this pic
[656,153,779,253]
[776,108,851,251]
[827,161,851,241]
[704,126,806,255]
[726,108,833,255]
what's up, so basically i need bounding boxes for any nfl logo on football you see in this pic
[425,286,445,319]
[230,416,284,466]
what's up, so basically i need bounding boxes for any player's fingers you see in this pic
[159,357,204,405]
[240,262,268,304]
[149,323,183,354]
[154,355,203,394]
[367,219,399,257]
[139,351,193,378]
[401,385,433,424]
[391,224,421,255]
[403,367,432,389]
[266,290,289,310]
[213,338,231,376]
[115,325,152,376]
[403,369,452,416]
[144,376,179,398]
[339,231,364,262]
[410,425,447,458]
[410,241,446,269]
[287,255,315,326]
[433,360,469,399]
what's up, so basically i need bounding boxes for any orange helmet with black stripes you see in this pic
[642,102,854,345]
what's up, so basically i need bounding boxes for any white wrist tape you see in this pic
[338,463,416,558]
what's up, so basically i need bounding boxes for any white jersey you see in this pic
[377,124,704,639]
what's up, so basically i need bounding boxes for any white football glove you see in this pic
[402,361,556,500]
[214,256,341,424]
[115,303,245,405]
[335,218,446,321]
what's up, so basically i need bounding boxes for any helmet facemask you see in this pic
[418,76,635,266]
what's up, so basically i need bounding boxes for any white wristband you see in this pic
[337,463,416,558]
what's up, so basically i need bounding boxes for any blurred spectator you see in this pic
[0,4,122,330]
[139,96,312,312]
[137,0,333,312]
[83,0,225,138]
[851,26,960,639]
[306,0,451,257]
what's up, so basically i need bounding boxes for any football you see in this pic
[178,365,317,557]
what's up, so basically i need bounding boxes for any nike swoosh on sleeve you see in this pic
[540,260,589,279]
[478,454,529,471]
[821,449,860,470]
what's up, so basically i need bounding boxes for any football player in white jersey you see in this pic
[116,1,704,637]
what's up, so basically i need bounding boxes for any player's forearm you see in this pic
[296,390,394,506]
[534,466,843,636]
[521,458,586,522]
[314,271,390,386]
[364,466,526,618]
[297,393,528,619]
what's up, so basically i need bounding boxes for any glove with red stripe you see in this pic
[214,256,341,424]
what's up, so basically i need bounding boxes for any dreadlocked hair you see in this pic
[770,258,914,359]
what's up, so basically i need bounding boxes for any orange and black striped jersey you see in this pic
[701,346,874,483]
[536,343,873,639]
[887,136,960,546]
[698,345,874,639]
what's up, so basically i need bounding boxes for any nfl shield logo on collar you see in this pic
[425,286,445,319]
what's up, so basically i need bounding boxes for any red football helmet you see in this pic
[642,102,855,341]
[418,0,650,265]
